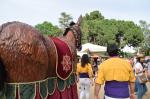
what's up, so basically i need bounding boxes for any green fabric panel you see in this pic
[69,74,76,85]
[48,78,55,95]
[57,77,66,92]
[66,76,71,88]
[19,84,35,99]
[40,80,48,99]
[5,84,16,99]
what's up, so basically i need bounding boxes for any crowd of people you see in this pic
[76,43,150,99]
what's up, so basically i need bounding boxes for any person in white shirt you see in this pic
[134,62,143,76]
[134,55,147,99]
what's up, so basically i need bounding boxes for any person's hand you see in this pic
[91,81,95,86]
[94,96,100,99]
[76,76,79,83]
[90,79,94,86]
[130,93,135,99]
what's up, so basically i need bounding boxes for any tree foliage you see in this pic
[139,20,150,55]
[81,11,143,48]
[84,10,104,20]
[59,12,73,29]
[35,21,62,36]
[34,10,144,51]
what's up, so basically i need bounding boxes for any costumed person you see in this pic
[134,54,147,99]
[94,43,135,99]
[76,54,93,99]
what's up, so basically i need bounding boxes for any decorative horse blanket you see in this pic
[0,37,78,99]
[0,73,78,99]
[51,37,73,80]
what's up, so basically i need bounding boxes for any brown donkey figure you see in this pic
[0,16,82,99]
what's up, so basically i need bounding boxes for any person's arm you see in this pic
[129,82,135,99]
[94,83,101,99]
[88,63,94,78]
[95,63,104,82]
[128,62,136,99]
[94,64,104,99]
[88,63,94,85]
[76,64,80,82]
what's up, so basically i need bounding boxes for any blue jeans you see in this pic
[135,78,147,99]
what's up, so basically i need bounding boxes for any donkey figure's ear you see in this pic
[76,15,82,26]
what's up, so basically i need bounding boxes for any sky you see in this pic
[0,0,150,26]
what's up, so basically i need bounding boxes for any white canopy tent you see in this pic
[77,43,107,57]
[80,43,107,52]
[121,45,136,53]
[78,43,136,57]
[77,51,87,57]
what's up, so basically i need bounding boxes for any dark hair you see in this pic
[69,21,75,26]
[81,54,90,67]
[136,54,144,63]
[107,43,119,57]
[136,57,140,62]
[136,57,145,64]
[63,21,75,36]
[63,28,70,36]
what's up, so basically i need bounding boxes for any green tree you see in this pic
[84,10,104,20]
[139,20,150,55]
[81,11,105,44]
[35,21,62,36]
[81,10,143,48]
[59,12,73,29]
[117,21,144,47]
